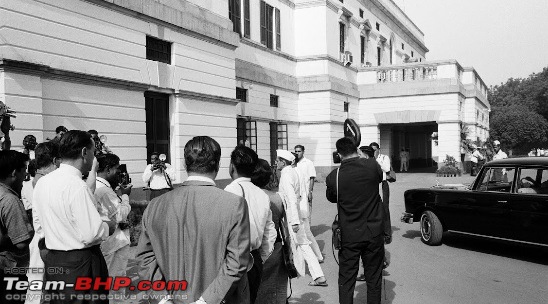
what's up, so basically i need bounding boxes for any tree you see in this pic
[489,105,548,154]
[489,66,548,154]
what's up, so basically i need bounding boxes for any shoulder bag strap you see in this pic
[336,168,340,222]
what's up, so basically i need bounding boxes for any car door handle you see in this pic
[498,200,508,203]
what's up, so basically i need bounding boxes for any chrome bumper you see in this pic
[400,212,414,224]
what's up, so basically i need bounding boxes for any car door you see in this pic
[449,166,516,239]
[508,166,548,245]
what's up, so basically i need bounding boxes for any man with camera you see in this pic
[326,137,384,304]
[142,152,175,200]
[94,153,132,282]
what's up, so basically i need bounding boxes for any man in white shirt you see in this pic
[20,135,36,160]
[94,153,132,286]
[294,145,316,222]
[224,145,276,303]
[293,145,323,263]
[492,140,508,160]
[370,142,392,244]
[470,144,484,176]
[33,130,111,303]
[142,152,176,201]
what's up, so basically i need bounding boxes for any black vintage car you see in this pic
[401,157,548,246]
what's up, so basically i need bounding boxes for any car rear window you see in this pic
[477,167,515,192]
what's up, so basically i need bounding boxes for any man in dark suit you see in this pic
[326,137,385,304]
[136,136,251,304]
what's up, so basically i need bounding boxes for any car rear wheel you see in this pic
[420,211,443,245]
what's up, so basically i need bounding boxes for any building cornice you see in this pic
[237,115,300,125]
[299,120,344,125]
[239,38,297,62]
[369,0,428,53]
[85,0,240,49]
[296,54,359,72]
[176,90,238,105]
[0,59,148,91]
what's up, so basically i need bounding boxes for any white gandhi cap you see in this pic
[276,149,295,162]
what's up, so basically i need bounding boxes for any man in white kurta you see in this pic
[94,153,132,281]
[276,149,327,286]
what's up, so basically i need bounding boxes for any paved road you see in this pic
[288,172,548,304]
[124,172,548,304]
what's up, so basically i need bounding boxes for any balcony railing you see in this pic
[377,66,438,83]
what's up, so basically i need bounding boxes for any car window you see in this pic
[517,167,548,195]
[477,167,515,192]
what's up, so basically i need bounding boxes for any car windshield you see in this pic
[477,167,515,192]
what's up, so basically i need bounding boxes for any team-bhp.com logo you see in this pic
[4,276,188,292]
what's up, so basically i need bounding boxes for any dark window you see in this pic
[377,46,381,66]
[269,122,288,164]
[339,0,343,2]
[339,22,345,53]
[228,0,241,35]
[270,94,279,107]
[477,167,515,192]
[260,1,274,49]
[243,0,250,38]
[145,92,170,163]
[236,87,247,102]
[411,51,414,57]
[359,9,364,18]
[420,58,422,62]
[237,118,257,151]
[146,36,171,64]
[275,8,281,51]
[389,39,393,64]
[360,36,365,64]
[344,102,349,112]
[402,43,405,50]
[375,22,380,31]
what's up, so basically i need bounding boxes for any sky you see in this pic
[392,0,548,86]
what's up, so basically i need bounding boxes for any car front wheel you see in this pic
[420,211,443,246]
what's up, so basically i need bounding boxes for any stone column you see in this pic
[437,122,461,168]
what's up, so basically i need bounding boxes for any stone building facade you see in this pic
[0,0,489,187]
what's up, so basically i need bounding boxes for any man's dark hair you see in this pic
[294,145,305,151]
[88,129,98,136]
[336,137,358,157]
[150,151,159,158]
[59,130,94,160]
[184,136,221,174]
[28,159,37,178]
[369,142,380,149]
[359,146,375,158]
[56,126,68,134]
[231,145,258,177]
[251,158,273,189]
[35,141,60,169]
[97,153,120,173]
[0,150,29,180]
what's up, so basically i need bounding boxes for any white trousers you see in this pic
[296,243,325,280]
[302,218,323,260]
[25,234,44,304]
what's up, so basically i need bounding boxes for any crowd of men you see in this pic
[0,127,133,304]
[1,117,518,304]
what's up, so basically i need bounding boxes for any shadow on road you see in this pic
[401,229,422,239]
[311,224,331,236]
[443,233,548,265]
[289,292,325,304]
[354,277,396,304]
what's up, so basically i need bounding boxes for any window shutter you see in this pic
[275,8,281,50]
[244,0,250,38]
[260,1,267,45]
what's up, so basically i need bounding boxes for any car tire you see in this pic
[420,211,443,246]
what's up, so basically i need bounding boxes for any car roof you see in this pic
[487,156,548,166]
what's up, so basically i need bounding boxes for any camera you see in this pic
[118,164,131,186]
[153,154,167,171]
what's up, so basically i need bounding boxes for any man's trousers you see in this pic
[338,235,384,304]
[381,181,391,238]
[44,245,109,304]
